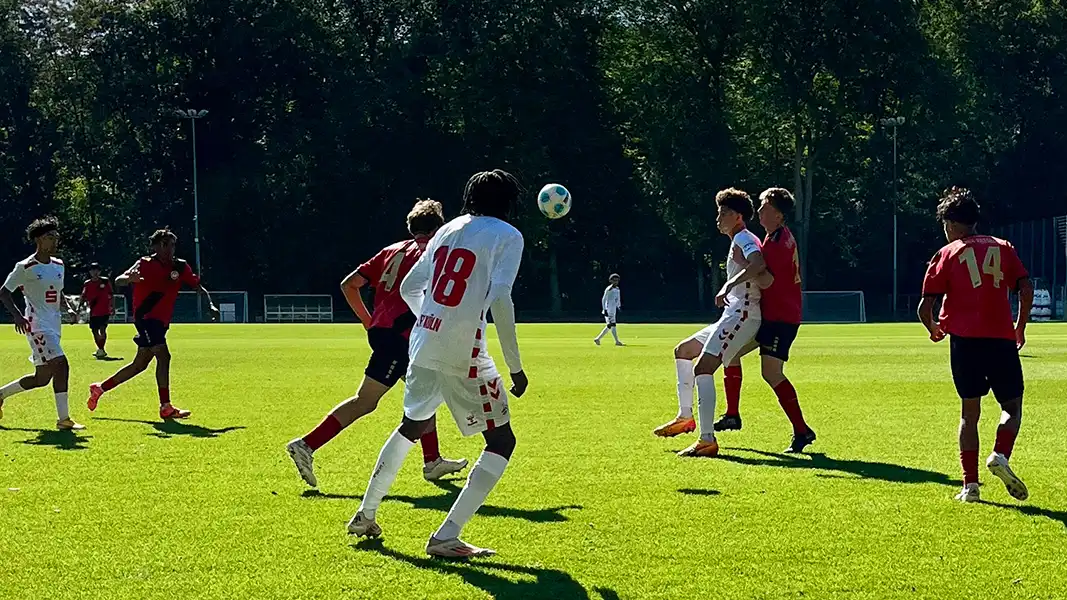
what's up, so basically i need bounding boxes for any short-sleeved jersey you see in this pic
[403,215,524,378]
[922,235,1028,341]
[761,226,802,324]
[3,256,65,334]
[602,286,621,313]
[356,238,425,336]
[726,229,763,313]
[81,278,114,317]
[131,255,200,325]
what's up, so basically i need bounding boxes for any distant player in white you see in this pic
[348,170,529,558]
[0,217,84,430]
[653,189,770,456]
[594,273,624,346]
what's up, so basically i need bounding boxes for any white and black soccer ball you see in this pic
[538,183,572,220]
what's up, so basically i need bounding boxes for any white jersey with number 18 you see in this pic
[400,214,524,379]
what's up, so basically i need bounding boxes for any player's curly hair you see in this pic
[937,187,981,226]
[760,188,794,217]
[715,188,754,222]
[149,227,178,247]
[26,216,59,241]
[407,199,445,236]
[462,169,522,221]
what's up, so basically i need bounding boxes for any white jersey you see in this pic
[725,229,762,313]
[401,215,524,379]
[602,286,621,314]
[3,255,65,334]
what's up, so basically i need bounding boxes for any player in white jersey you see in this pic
[0,218,84,430]
[594,273,624,346]
[653,189,770,456]
[347,169,529,558]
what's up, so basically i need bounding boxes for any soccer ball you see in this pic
[538,184,572,219]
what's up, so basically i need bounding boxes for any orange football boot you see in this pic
[160,404,191,420]
[653,417,696,438]
[678,438,720,458]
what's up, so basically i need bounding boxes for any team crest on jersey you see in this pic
[99,283,106,289]
[170,270,179,280]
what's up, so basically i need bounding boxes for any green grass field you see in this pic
[1,323,1065,599]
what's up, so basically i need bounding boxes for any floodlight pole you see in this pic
[176,108,208,320]
[880,116,905,319]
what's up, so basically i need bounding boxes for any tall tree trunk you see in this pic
[792,117,807,286]
[549,244,562,315]
[696,257,705,310]
[801,152,815,286]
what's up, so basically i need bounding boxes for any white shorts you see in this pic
[603,311,617,326]
[26,330,64,366]
[685,309,760,365]
[403,364,511,437]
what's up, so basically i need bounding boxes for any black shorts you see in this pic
[365,327,409,387]
[88,315,110,331]
[950,336,1024,403]
[756,321,800,361]
[134,319,169,348]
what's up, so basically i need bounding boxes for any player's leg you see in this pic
[608,314,623,345]
[151,343,187,419]
[89,320,161,410]
[957,397,982,502]
[715,340,757,432]
[950,336,985,502]
[420,413,469,481]
[0,359,56,421]
[48,354,82,430]
[594,312,612,345]
[652,331,706,437]
[986,340,1027,500]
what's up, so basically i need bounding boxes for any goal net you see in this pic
[174,291,250,323]
[264,294,334,323]
[802,291,866,323]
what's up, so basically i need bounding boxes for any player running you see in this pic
[0,217,84,430]
[286,200,469,487]
[87,228,219,420]
[653,188,769,457]
[347,169,529,558]
[76,262,114,359]
[712,188,816,453]
[918,187,1032,503]
[594,273,623,346]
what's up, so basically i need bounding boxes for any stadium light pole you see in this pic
[880,116,906,318]
[175,108,208,320]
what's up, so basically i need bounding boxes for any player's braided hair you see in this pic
[715,188,754,222]
[407,199,445,236]
[937,187,981,226]
[462,169,522,221]
[760,187,794,217]
[26,216,59,241]
[149,227,178,247]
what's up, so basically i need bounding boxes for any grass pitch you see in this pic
[1,322,1065,599]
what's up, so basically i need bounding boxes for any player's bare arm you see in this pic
[114,261,142,286]
[0,287,28,334]
[917,295,944,342]
[1015,277,1033,350]
[716,251,768,306]
[198,284,220,321]
[340,269,373,328]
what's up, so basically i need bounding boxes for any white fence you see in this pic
[264,294,334,323]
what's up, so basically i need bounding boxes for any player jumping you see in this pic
[653,188,769,457]
[347,169,529,558]
[712,188,816,453]
[76,262,114,359]
[594,273,623,346]
[87,228,219,420]
[918,187,1032,503]
[0,217,84,430]
[286,200,469,487]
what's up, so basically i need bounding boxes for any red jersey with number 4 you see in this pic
[81,278,114,317]
[356,239,426,336]
[922,235,1027,341]
[132,256,200,325]
[761,226,803,324]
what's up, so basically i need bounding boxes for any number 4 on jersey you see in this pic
[959,246,1003,288]
[431,246,477,307]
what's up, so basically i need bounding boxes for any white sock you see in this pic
[0,380,27,401]
[610,327,621,343]
[433,450,509,541]
[675,359,694,418]
[695,374,718,442]
[357,429,416,520]
[54,392,70,421]
[595,327,609,341]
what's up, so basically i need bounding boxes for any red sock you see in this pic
[302,414,343,451]
[724,365,742,417]
[994,426,1019,460]
[420,429,441,463]
[773,379,809,434]
[158,387,170,405]
[101,377,118,392]
[961,449,979,485]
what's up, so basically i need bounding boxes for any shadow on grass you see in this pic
[714,448,957,487]
[96,356,125,362]
[92,417,245,439]
[981,500,1067,528]
[678,488,721,497]
[354,538,611,600]
[0,426,92,450]
[303,481,582,524]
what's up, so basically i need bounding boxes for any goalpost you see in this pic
[264,294,334,323]
[802,291,866,323]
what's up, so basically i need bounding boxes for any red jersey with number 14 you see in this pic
[132,256,200,325]
[356,239,426,337]
[922,235,1027,341]
[761,226,803,324]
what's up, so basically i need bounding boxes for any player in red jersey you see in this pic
[919,187,1032,504]
[75,262,114,359]
[286,200,468,488]
[712,188,816,453]
[87,228,219,420]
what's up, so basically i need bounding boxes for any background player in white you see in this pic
[347,169,529,558]
[0,217,84,430]
[594,273,623,346]
[653,189,769,457]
